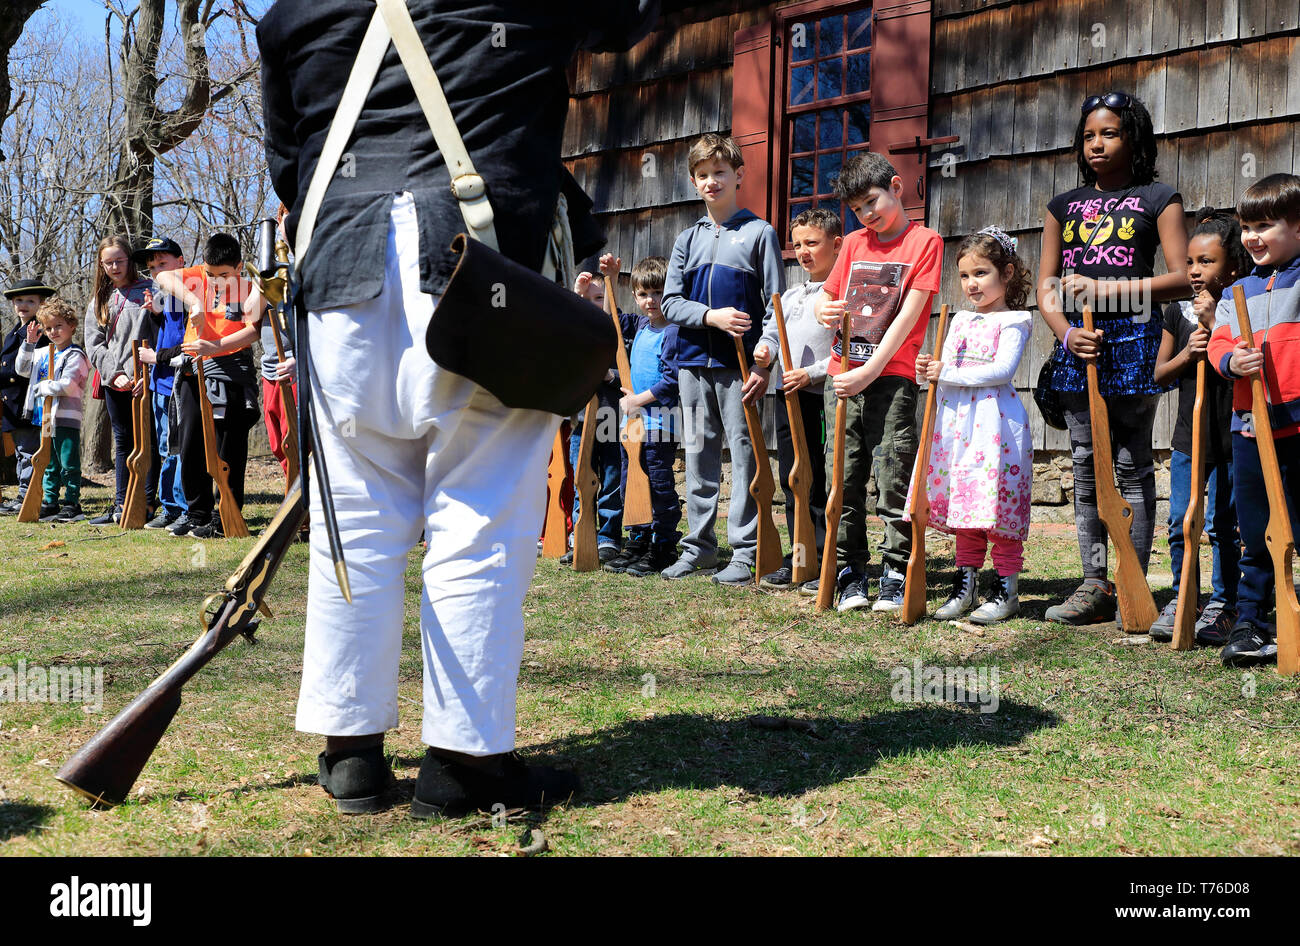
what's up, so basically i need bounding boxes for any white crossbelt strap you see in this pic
[293,1,499,273]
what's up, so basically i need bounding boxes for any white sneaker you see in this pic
[970,573,1019,624]
[934,567,978,620]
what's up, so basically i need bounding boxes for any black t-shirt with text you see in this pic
[1162,301,1233,460]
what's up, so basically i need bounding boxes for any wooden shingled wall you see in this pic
[564,0,1300,453]
[925,0,1300,451]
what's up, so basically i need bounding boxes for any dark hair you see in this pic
[1238,173,1300,224]
[1073,93,1158,186]
[630,256,667,292]
[791,207,842,239]
[1190,207,1251,278]
[831,152,899,203]
[955,232,1032,310]
[203,232,242,268]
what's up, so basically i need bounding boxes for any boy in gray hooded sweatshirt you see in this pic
[660,134,785,584]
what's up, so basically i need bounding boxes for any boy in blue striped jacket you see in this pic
[661,133,785,584]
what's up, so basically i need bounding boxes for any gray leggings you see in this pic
[1062,393,1159,579]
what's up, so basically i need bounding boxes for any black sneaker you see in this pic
[1044,581,1117,625]
[597,545,620,565]
[760,566,793,589]
[168,513,199,537]
[0,498,18,515]
[1194,602,1236,647]
[38,502,61,522]
[1148,599,1178,642]
[410,749,579,819]
[55,503,85,522]
[145,509,178,530]
[604,538,649,573]
[191,516,225,539]
[88,506,121,525]
[558,549,574,565]
[837,568,870,612]
[317,745,393,815]
[798,578,819,597]
[626,542,677,578]
[1221,621,1276,667]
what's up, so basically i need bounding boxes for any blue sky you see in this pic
[36,0,113,40]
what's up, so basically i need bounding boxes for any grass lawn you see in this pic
[2,458,1299,856]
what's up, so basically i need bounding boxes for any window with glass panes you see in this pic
[785,6,872,236]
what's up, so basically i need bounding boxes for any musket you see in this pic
[251,243,301,497]
[1082,304,1158,632]
[772,292,819,584]
[816,311,852,611]
[606,274,653,527]
[1233,285,1300,675]
[734,335,783,582]
[119,340,152,530]
[1171,331,1208,650]
[902,304,951,625]
[541,425,571,558]
[193,351,250,539]
[55,485,307,806]
[17,343,55,523]
[571,393,601,571]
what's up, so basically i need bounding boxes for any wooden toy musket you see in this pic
[816,311,852,611]
[902,304,951,625]
[734,335,784,583]
[193,351,250,538]
[541,426,570,558]
[17,344,55,522]
[267,301,300,497]
[772,292,819,584]
[1082,304,1157,632]
[606,274,652,527]
[119,340,152,529]
[572,393,601,571]
[1172,345,1208,650]
[1233,285,1299,675]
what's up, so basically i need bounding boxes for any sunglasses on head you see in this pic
[1081,92,1132,115]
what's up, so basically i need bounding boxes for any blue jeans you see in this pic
[620,433,682,546]
[153,390,185,516]
[569,410,623,549]
[1233,432,1300,628]
[1167,449,1238,607]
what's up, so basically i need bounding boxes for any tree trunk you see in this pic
[0,1,47,131]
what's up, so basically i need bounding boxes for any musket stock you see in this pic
[542,426,571,558]
[120,340,152,530]
[902,304,950,624]
[734,335,783,582]
[1172,356,1208,650]
[17,345,55,523]
[816,312,852,611]
[607,275,653,527]
[773,293,819,584]
[572,394,601,571]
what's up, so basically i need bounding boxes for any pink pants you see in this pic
[955,529,1023,576]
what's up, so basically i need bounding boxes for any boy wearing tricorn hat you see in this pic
[0,278,54,513]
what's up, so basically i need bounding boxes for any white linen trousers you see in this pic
[295,193,557,755]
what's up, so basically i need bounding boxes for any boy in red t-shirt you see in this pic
[813,152,944,611]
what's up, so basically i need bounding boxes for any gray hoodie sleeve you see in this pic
[661,227,709,328]
[755,221,786,341]
[84,298,109,379]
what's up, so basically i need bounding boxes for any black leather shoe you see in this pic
[410,749,579,819]
[317,746,393,814]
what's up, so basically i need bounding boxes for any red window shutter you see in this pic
[870,0,933,220]
[732,22,775,222]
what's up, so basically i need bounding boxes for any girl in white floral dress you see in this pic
[911,227,1034,623]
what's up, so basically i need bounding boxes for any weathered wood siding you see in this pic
[565,0,1300,452]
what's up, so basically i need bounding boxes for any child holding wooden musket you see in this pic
[910,227,1033,624]
[16,296,90,521]
[1149,210,1249,644]
[134,236,189,531]
[153,233,263,540]
[0,278,52,514]
[1037,92,1189,625]
[1207,173,1300,667]
[661,133,785,585]
[611,255,682,577]
[752,208,840,591]
[564,261,627,566]
[812,152,943,611]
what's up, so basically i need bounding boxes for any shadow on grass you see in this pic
[0,800,54,840]
[395,702,1057,805]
